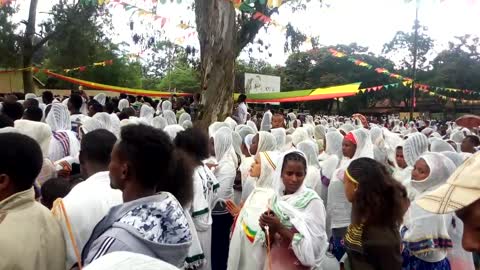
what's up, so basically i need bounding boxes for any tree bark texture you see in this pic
[195,0,236,128]
[22,0,38,93]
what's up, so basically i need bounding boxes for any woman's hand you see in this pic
[226,199,241,217]
[205,163,218,170]
[259,210,282,233]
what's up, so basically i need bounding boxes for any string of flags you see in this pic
[328,48,480,99]
[357,81,480,105]
[0,60,114,74]
[0,0,13,7]
[229,0,287,31]
[328,48,413,82]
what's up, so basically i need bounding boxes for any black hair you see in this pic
[117,124,193,206]
[0,114,14,128]
[465,135,480,146]
[238,94,247,103]
[69,93,83,111]
[0,133,43,192]
[40,178,72,209]
[81,129,117,166]
[105,102,116,114]
[144,97,155,108]
[122,107,136,117]
[282,152,307,173]
[23,107,43,122]
[118,111,129,121]
[2,102,24,121]
[42,91,54,104]
[347,157,406,227]
[174,128,210,164]
[119,93,127,100]
[88,100,104,114]
[24,98,39,109]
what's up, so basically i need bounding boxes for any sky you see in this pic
[10,0,480,66]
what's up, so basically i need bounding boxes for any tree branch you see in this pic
[234,5,278,57]
[32,31,56,52]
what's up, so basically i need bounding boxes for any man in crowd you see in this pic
[417,152,480,252]
[461,135,480,153]
[68,93,86,133]
[0,133,65,270]
[272,111,286,129]
[232,94,248,125]
[81,125,193,268]
[55,129,122,269]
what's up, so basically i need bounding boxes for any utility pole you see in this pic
[410,2,419,120]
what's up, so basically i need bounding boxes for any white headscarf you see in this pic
[118,99,129,111]
[163,125,185,141]
[297,141,320,169]
[441,151,465,167]
[152,116,167,130]
[303,124,315,139]
[14,120,51,157]
[214,127,234,163]
[314,125,326,141]
[94,93,107,106]
[256,151,280,188]
[287,112,297,128]
[224,117,237,131]
[450,130,465,144]
[208,122,230,138]
[93,112,113,132]
[232,131,243,158]
[291,127,309,147]
[349,128,374,160]
[403,132,429,167]
[246,120,258,133]
[139,104,155,125]
[236,125,255,142]
[325,130,343,160]
[163,110,177,125]
[431,138,456,153]
[260,111,272,131]
[410,152,456,194]
[339,124,355,135]
[271,128,286,151]
[181,120,192,129]
[161,100,172,112]
[80,117,103,136]
[25,93,37,100]
[46,103,71,131]
[244,134,254,155]
[178,113,191,126]
[256,131,277,153]
[297,141,322,194]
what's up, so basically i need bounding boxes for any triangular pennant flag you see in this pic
[402,81,409,87]
[384,85,389,89]
[378,85,384,91]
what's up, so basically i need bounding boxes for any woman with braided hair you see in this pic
[343,157,407,270]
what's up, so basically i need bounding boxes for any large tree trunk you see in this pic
[195,0,236,128]
[22,0,38,94]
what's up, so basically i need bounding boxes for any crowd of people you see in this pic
[0,90,480,270]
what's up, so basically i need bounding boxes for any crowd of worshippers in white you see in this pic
[1,91,480,270]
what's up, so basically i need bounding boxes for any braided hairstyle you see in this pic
[282,152,307,174]
[347,157,406,227]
